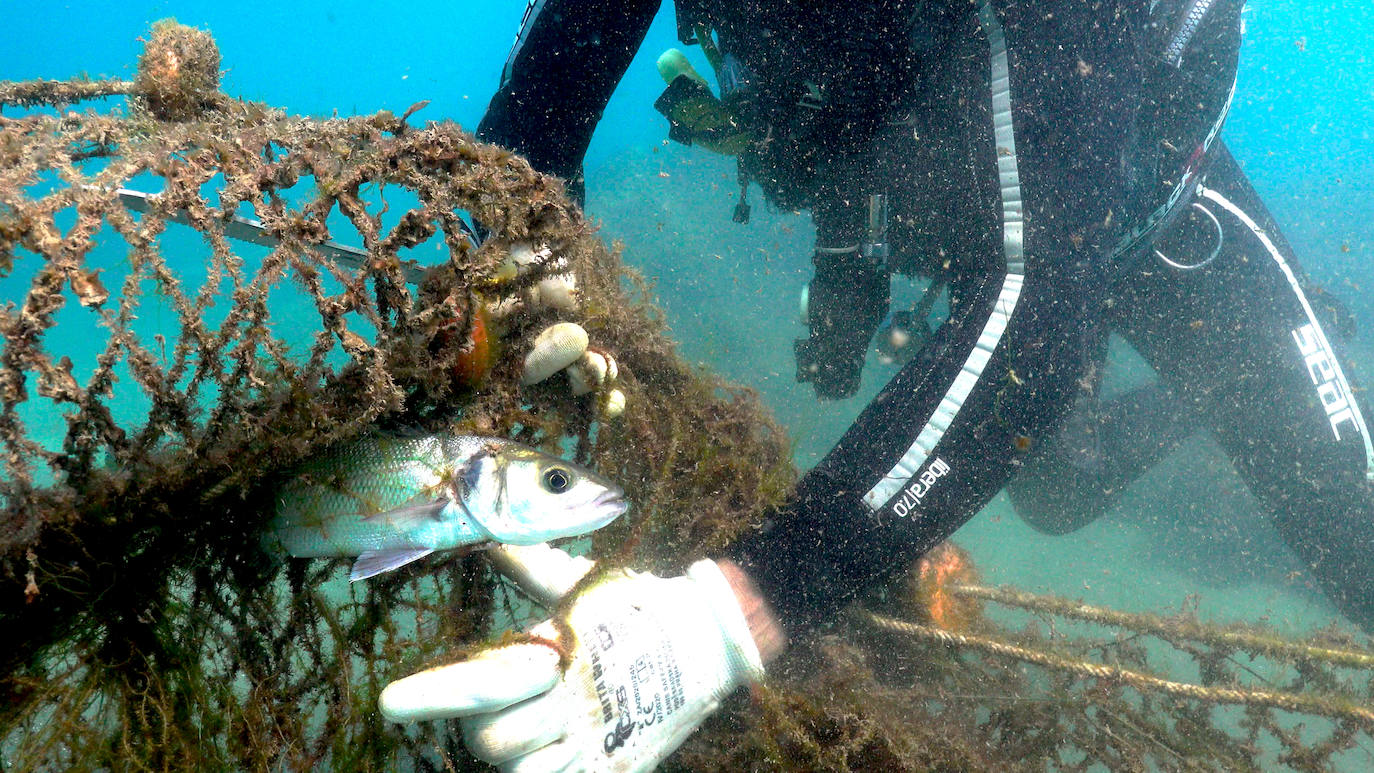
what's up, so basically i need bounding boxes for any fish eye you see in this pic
[542,466,574,494]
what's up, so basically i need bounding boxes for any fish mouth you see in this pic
[589,487,629,525]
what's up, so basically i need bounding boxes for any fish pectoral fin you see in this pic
[350,546,436,581]
[362,499,448,526]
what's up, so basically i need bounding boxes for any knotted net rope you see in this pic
[0,21,793,770]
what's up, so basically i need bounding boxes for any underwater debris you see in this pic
[905,540,983,633]
[674,581,1374,772]
[867,610,1374,726]
[133,19,223,121]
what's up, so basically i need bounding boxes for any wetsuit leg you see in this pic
[1008,381,1202,535]
[1007,201,1357,537]
[795,198,892,400]
[1111,145,1374,629]
[1007,0,1252,537]
[477,0,662,204]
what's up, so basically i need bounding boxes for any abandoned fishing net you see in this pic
[0,21,793,770]
[2,21,1371,772]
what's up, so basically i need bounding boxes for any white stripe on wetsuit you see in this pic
[1163,0,1219,67]
[1198,184,1374,481]
[863,0,1026,512]
[500,0,549,87]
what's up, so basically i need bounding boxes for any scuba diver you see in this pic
[378,1,1374,769]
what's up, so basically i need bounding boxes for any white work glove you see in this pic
[379,543,765,772]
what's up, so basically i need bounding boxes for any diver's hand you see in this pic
[520,322,625,418]
[379,543,765,772]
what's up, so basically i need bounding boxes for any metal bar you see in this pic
[116,188,428,284]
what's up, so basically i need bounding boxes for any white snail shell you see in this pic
[602,388,627,420]
[568,350,608,396]
[521,322,589,385]
[531,273,578,312]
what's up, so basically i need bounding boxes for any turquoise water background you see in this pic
[5,0,1374,662]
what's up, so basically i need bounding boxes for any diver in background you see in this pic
[1000,140,1364,538]
[377,2,1374,770]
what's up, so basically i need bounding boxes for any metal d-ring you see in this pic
[1154,201,1223,270]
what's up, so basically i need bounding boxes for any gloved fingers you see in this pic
[378,643,560,723]
[489,243,579,320]
[499,739,580,773]
[487,242,627,418]
[489,542,596,607]
[460,689,568,764]
[567,349,617,396]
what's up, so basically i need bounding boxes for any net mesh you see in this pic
[0,21,792,770]
[676,550,1374,772]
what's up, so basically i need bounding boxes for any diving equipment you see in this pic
[796,193,898,399]
[795,244,890,399]
[876,279,944,366]
[1153,201,1223,270]
[653,49,755,156]
[861,193,890,264]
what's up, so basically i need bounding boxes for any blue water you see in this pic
[6,0,1374,702]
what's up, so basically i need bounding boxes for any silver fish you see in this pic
[268,434,627,581]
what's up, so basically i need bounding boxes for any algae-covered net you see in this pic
[0,21,793,770]
[680,565,1374,771]
[2,21,1372,773]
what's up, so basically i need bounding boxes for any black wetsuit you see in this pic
[479,0,1374,634]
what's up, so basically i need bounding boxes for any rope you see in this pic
[865,611,1374,728]
[950,583,1374,669]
